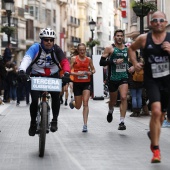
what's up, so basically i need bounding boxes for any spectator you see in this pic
[8,63,18,102]
[0,55,7,102]
[3,43,12,65]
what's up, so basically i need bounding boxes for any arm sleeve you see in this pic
[99,57,112,66]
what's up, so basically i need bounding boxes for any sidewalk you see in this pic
[0,98,170,170]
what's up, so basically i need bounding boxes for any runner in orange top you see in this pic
[69,43,95,132]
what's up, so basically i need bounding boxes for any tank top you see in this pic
[109,46,128,81]
[143,32,170,78]
[73,55,91,82]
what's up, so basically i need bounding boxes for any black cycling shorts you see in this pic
[73,82,91,96]
[108,78,128,92]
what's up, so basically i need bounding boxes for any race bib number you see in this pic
[77,71,88,79]
[116,63,126,72]
[151,62,170,78]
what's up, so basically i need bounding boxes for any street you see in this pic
[0,98,170,170]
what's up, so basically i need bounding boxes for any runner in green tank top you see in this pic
[109,47,128,81]
[99,29,129,131]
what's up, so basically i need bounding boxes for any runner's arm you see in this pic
[100,46,114,66]
[89,57,95,74]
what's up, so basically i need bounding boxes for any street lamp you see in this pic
[140,0,144,35]
[89,19,96,57]
[4,0,14,44]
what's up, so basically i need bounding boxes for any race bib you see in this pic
[116,63,126,72]
[151,62,170,78]
[77,71,88,79]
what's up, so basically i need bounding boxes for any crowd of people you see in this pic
[1,10,170,164]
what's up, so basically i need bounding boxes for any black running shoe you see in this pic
[60,97,63,104]
[28,122,37,136]
[118,122,126,130]
[50,121,58,132]
[107,113,113,123]
[65,100,68,106]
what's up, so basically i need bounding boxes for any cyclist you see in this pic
[18,28,70,136]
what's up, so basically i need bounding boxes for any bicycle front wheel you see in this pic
[39,102,48,157]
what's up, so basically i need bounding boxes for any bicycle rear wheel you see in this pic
[39,102,48,157]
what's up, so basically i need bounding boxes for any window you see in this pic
[35,7,39,20]
[109,31,111,41]
[46,9,51,26]
[29,6,34,16]
[41,8,46,23]
[35,27,40,41]
[53,10,56,23]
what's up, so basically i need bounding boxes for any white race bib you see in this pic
[77,71,88,79]
[116,63,126,72]
[151,62,170,78]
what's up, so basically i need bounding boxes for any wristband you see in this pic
[113,59,117,64]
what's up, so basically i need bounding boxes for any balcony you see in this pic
[97,0,103,3]
[58,0,67,5]
[67,16,80,28]
[67,36,81,46]
[97,11,103,18]
[97,25,103,33]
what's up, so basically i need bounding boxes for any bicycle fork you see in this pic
[36,102,51,133]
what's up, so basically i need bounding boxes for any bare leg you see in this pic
[119,84,128,118]
[82,90,90,125]
[150,102,162,146]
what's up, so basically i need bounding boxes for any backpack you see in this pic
[26,44,61,74]
[132,69,144,82]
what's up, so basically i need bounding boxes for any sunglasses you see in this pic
[151,18,167,23]
[43,38,54,42]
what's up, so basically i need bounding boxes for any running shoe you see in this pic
[82,125,88,132]
[60,97,63,104]
[28,122,37,136]
[50,120,58,132]
[107,113,113,123]
[162,120,170,128]
[151,149,161,163]
[65,100,68,106]
[69,99,75,109]
[118,122,126,130]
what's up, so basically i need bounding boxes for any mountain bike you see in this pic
[31,77,62,157]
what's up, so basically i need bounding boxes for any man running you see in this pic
[128,11,170,163]
[100,29,129,130]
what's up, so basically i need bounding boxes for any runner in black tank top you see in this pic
[128,11,170,163]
